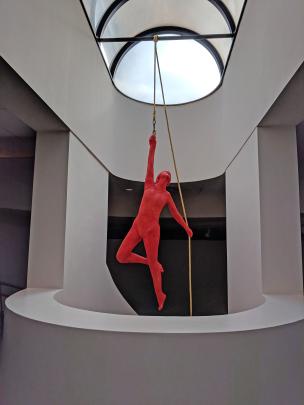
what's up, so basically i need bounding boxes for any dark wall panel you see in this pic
[107,237,227,316]
[107,173,227,316]
[0,209,31,289]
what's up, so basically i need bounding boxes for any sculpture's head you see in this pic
[156,171,171,188]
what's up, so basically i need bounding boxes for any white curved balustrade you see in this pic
[6,288,304,333]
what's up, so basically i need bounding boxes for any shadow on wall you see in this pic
[106,174,227,316]
[296,121,304,288]
[0,125,36,323]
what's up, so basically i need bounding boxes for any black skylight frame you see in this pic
[109,26,225,77]
[79,0,248,105]
[96,0,236,38]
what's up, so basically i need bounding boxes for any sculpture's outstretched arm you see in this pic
[167,194,193,237]
[145,134,156,189]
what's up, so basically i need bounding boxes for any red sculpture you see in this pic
[116,134,193,311]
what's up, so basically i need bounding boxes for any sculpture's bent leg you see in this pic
[116,225,147,265]
[143,226,166,311]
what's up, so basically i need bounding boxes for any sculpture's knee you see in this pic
[116,248,127,264]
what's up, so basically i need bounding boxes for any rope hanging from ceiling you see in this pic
[152,35,193,316]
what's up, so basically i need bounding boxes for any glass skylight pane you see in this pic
[100,39,126,67]
[113,39,221,105]
[82,0,96,28]
[94,0,114,28]
[89,0,246,105]
[82,0,113,30]
[103,0,231,40]
[209,38,233,63]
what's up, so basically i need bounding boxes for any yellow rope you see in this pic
[152,36,157,134]
[153,35,193,316]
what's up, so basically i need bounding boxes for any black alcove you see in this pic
[106,174,227,316]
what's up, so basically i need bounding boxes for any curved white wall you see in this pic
[61,134,135,313]
[27,132,69,289]
[226,126,303,312]
[2,297,304,405]
[0,0,304,181]
[27,131,134,314]
[226,130,264,312]
[258,126,303,294]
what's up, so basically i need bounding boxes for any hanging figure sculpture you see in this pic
[116,133,193,311]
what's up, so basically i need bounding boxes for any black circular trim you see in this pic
[96,0,235,38]
[96,0,129,38]
[109,26,224,78]
[208,0,236,33]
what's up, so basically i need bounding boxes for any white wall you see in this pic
[297,122,304,213]
[0,57,67,134]
[2,309,304,405]
[226,130,264,313]
[0,0,304,181]
[258,126,303,293]
[226,126,303,310]
[27,132,69,288]
[59,134,134,314]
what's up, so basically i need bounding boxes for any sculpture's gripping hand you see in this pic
[149,133,156,147]
[186,226,193,238]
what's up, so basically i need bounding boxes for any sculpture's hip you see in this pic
[133,217,160,238]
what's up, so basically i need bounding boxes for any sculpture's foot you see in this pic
[157,263,164,273]
[158,293,167,311]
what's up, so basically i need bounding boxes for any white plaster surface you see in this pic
[258,126,303,293]
[5,288,304,334]
[60,134,134,314]
[2,303,304,405]
[27,132,69,289]
[226,130,264,312]
[2,289,304,405]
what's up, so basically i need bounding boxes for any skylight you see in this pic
[114,36,222,104]
[81,0,247,105]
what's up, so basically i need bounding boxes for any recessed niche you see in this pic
[107,173,227,316]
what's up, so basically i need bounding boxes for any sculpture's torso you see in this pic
[134,186,168,236]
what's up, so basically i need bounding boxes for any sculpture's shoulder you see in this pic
[165,190,172,199]
[144,180,155,191]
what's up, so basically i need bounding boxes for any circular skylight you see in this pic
[88,1,247,105]
[113,37,222,105]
